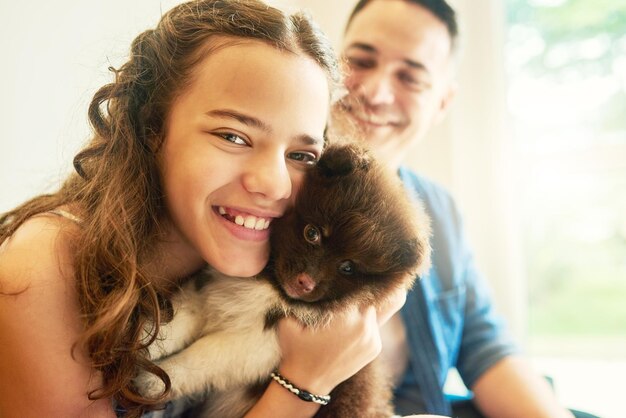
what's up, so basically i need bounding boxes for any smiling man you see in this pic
[331,1,579,417]
[335,0,456,172]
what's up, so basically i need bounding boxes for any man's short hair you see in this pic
[346,0,458,49]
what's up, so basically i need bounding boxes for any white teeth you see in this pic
[244,216,257,229]
[221,208,271,231]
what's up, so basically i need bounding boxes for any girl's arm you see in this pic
[0,216,115,418]
[1,215,407,418]
[245,288,407,418]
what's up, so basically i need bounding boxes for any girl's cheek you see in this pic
[289,173,306,203]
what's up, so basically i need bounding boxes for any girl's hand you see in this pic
[276,286,408,395]
[377,286,408,326]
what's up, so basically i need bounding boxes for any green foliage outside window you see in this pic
[505,0,626,355]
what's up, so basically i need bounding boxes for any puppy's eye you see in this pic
[338,260,355,276]
[303,224,321,244]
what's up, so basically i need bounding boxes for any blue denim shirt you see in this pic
[395,166,519,415]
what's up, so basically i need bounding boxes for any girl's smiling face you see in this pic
[158,39,330,277]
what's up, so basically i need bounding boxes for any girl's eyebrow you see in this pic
[206,109,270,132]
[297,134,324,147]
[206,108,323,146]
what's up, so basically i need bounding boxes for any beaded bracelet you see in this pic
[270,371,331,406]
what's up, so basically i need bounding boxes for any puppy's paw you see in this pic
[134,371,168,399]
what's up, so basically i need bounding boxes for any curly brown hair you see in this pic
[0,0,339,416]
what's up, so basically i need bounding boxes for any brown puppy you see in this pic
[135,142,431,417]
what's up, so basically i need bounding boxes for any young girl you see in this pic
[0,1,406,417]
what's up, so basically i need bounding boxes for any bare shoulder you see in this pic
[0,214,78,294]
[0,215,112,416]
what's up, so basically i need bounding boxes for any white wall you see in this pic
[0,0,182,211]
[0,0,525,341]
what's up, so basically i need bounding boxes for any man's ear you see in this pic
[433,81,457,125]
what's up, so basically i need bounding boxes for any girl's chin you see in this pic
[211,256,267,278]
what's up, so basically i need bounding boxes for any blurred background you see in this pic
[1,1,624,416]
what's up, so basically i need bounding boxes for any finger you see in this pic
[376,287,407,326]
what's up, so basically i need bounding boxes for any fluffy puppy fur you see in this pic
[135,142,431,417]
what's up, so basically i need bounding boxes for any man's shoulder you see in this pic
[398,166,459,218]
[398,166,468,269]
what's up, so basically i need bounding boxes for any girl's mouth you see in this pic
[216,206,272,231]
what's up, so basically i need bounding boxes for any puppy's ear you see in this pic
[317,144,371,178]
[393,238,420,269]
[394,236,432,279]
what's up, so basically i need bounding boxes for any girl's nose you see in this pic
[242,150,292,202]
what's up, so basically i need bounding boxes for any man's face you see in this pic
[337,0,455,169]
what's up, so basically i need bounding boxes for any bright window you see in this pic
[505,1,626,416]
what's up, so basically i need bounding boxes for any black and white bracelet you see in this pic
[270,371,331,406]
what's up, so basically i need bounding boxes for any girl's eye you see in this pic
[217,132,247,145]
[288,151,318,166]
